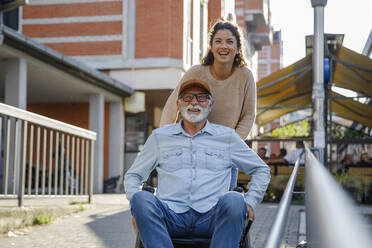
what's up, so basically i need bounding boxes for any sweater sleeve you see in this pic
[159,87,179,127]
[235,70,256,140]
[160,65,201,126]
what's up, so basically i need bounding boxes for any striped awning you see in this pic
[256,46,372,127]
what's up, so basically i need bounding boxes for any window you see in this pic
[3,7,19,31]
[125,113,147,153]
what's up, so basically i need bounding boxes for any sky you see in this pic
[270,0,372,67]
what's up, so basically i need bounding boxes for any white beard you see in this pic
[179,101,211,123]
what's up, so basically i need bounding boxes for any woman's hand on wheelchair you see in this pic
[246,204,255,221]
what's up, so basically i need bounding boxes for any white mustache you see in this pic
[179,101,211,123]
[185,104,203,112]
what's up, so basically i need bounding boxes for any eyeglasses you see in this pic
[179,93,211,103]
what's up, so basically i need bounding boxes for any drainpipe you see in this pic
[311,0,327,164]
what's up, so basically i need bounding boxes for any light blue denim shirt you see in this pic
[124,121,270,213]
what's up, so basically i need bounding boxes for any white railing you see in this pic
[263,159,301,248]
[264,147,372,248]
[263,146,372,247]
[0,103,96,206]
[305,147,372,248]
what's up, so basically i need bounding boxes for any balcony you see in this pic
[249,24,273,50]
[245,0,270,27]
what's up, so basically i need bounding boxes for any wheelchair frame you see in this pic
[134,218,252,248]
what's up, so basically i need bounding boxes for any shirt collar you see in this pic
[171,120,217,136]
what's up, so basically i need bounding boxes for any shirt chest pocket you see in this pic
[160,149,183,172]
[204,148,227,171]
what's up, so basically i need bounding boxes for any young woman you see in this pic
[160,20,256,139]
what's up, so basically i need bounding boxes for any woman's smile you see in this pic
[211,29,237,65]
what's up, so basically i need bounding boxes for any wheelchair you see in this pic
[134,218,252,248]
[133,168,253,248]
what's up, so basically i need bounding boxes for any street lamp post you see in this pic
[311,0,327,164]
[308,1,328,247]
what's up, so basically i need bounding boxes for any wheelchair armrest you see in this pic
[232,185,247,193]
[142,185,155,194]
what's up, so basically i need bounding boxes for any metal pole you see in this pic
[305,147,372,247]
[362,30,372,57]
[329,58,334,170]
[311,0,327,164]
[18,121,27,207]
[89,140,94,204]
[263,159,301,248]
[309,1,327,246]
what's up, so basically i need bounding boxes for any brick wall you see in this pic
[135,0,183,59]
[27,103,110,180]
[271,42,280,59]
[22,1,123,56]
[247,0,262,10]
[257,41,281,80]
[235,0,246,34]
[257,31,282,156]
[208,0,221,27]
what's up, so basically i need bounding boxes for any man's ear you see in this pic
[176,99,180,111]
[210,99,215,110]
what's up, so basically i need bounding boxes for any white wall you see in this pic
[110,67,185,90]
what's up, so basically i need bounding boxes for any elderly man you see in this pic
[124,79,270,248]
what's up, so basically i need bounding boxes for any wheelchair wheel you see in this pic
[239,232,252,248]
[134,235,144,248]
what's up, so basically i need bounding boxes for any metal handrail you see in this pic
[0,103,96,140]
[305,147,372,248]
[263,158,301,248]
[0,103,96,206]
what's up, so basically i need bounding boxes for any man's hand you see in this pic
[131,216,138,235]
[246,204,255,221]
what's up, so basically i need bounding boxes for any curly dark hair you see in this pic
[201,20,247,67]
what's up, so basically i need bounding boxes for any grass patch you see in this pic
[74,205,86,213]
[70,201,88,213]
[69,201,89,205]
[1,204,90,233]
[27,209,54,226]
[32,215,52,225]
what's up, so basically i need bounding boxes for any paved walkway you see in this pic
[251,204,304,248]
[0,194,305,248]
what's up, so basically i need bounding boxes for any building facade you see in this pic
[16,0,277,187]
[0,1,135,194]
[257,30,283,157]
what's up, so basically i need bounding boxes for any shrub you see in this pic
[334,173,369,203]
[263,174,305,204]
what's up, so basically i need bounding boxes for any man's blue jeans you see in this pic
[130,191,247,248]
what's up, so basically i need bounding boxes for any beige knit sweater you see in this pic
[160,65,256,140]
